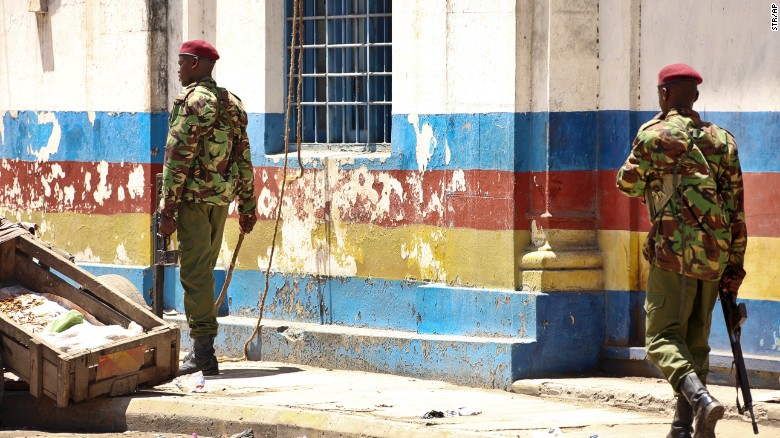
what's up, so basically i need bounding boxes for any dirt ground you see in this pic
[1,423,776,438]
[0,432,191,438]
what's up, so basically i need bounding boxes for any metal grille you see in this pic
[286,0,392,150]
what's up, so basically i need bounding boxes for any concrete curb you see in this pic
[3,362,776,437]
[510,377,780,427]
[0,391,507,438]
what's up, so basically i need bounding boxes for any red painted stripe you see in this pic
[0,161,159,214]
[598,170,652,233]
[2,161,777,236]
[276,168,523,230]
[598,171,780,237]
[738,172,780,238]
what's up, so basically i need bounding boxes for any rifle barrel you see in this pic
[719,288,759,434]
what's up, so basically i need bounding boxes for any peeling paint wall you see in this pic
[0,0,525,286]
[3,0,780,378]
[0,1,165,266]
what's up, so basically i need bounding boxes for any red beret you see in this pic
[657,63,702,85]
[179,40,220,61]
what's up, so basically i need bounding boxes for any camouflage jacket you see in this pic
[616,109,747,283]
[162,77,256,215]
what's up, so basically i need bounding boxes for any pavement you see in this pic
[2,360,780,438]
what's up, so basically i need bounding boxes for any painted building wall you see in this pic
[1,0,779,385]
[598,0,780,360]
[0,0,166,267]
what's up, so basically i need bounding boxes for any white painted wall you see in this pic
[598,0,640,111]
[445,0,516,114]
[167,0,284,114]
[514,0,533,113]
[546,0,600,113]
[166,0,185,102]
[215,0,285,114]
[4,0,777,117]
[0,0,153,112]
[393,0,516,115]
[522,0,600,113]
[638,0,780,112]
[167,0,218,107]
[392,0,448,115]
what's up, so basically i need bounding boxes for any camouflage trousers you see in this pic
[177,201,228,339]
[645,264,719,392]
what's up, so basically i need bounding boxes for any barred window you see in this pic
[286,0,392,151]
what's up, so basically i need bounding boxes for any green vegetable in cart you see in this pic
[48,310,84,333]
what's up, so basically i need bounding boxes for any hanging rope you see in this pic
[239,0,304,359]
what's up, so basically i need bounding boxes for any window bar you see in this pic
[381,11,385,144]
[325,1,330,144]
[358,7,361,143]
[365,0,371,146]
[297,42,391,49]
[297,11,304,147]
[310,19,315,143]
[297,13,391,20]
[342,1,347,142]
[288,0,390,149]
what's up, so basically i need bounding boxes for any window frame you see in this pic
[285,0,392,152]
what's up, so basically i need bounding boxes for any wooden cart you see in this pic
[0,220,179,407]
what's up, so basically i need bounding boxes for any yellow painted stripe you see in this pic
[600,230,780,301]
[25,210,775,298]
[224,220,528,290]
[2,210,152,265]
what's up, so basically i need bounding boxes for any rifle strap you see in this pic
[219,88,239,179]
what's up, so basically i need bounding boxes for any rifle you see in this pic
[151,173,179,317]
[719,286,759,434]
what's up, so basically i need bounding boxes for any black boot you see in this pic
[667,396,694,438]
[179,335,219,376]
[679,373,724,438]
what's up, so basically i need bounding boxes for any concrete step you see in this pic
[602,345,780,390]
[168,314,536,389]
[84,264,610,387]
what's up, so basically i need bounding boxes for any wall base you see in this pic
[602,346,780,390]
[170,311,605,390]
[78,264,608,388]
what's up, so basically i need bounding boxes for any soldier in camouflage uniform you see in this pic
[159,40,258,376]
[617,64,747,438]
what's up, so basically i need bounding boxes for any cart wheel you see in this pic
[98,274,150,309]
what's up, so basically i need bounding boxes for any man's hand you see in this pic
[159,212,177,237]
[239,211,257,234]
[721,272,742,297]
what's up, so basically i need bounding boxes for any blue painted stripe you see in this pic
[0,111,167,164]
[418,284,537,338]
[74,262,780,381]
[598,110,780,172]
[703,111,780,173]
[5,110,779,173]
[247,112,286,157]
[710,295,780,358]
[74,263,546,340]
[604,289,645,346]
[169,269,422,332]
[176,315,529,388]
[606,289,780,359]
[597,110,657,171]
